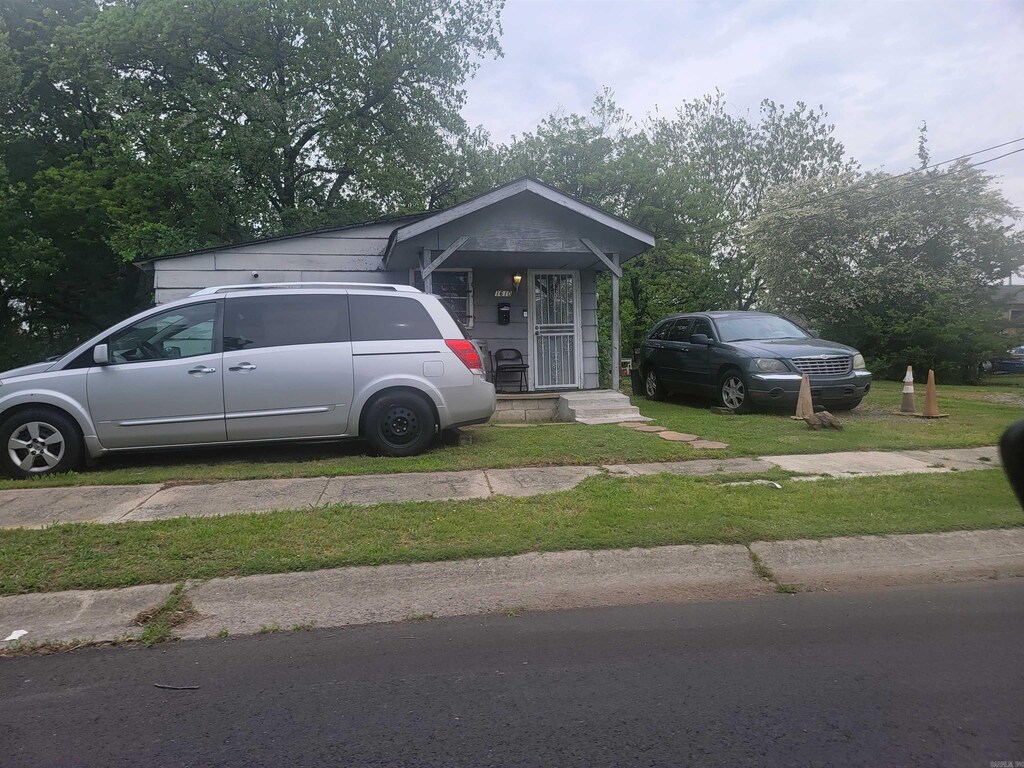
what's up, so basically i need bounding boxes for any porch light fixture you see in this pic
[512,272,522,291]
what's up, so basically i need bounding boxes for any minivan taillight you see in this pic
[446,339,484,373]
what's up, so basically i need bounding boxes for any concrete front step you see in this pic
[572,405,645,418]
[557,389,651,424]
[577,414,651,425]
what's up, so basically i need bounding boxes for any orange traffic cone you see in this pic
[899,365,918,415]
[917,369,949,419]
[791,374,815,420]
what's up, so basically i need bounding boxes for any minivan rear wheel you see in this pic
[363,391,437,457]
[0,407,83,478]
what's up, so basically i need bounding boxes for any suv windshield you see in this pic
[715,315,808,342]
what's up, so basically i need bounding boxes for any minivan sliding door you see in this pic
[222,293,354,441]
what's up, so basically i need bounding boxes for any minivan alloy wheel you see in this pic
[7,420,66,473]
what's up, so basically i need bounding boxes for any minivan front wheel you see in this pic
[363,391,437,457]
[1,408,83,478]
[718,370,753,414]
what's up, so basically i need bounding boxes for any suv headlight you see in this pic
[853,353,866,369]
[753,358,788,372]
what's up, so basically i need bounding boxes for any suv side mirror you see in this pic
[690,333,713,346]
[807,329,821,338]
[93,344,110,366]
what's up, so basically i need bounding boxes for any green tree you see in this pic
[638,91,854,310]
[749,162,1024,382]
[72,0,505,236]
[0,0,504,366]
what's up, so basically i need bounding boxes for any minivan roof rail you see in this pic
[190,282,422,296]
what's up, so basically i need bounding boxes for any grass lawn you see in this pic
[0,469,1019,595]
[0,379,1018,490]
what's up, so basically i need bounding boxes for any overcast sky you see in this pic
[462,0,1024,209]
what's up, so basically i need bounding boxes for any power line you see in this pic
[766,145,1024,221]
[668,135,1024,241]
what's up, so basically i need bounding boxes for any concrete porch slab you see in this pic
[751,529,1024,591]
[321,470,491,506]
[485,466,601,497]
[179,543,770,639]
[0,484,163,529]
[0,583,175,647]
[125,478,330,522]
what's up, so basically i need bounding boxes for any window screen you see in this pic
[223,294,350,351]
[349,294,442,341]
[413,270,473,327]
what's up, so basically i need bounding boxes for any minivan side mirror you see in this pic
[690,333,713,346]
[93,344,110,366]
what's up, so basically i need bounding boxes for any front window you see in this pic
[413,269,473,328]
[715,315,808,342]
[108,302,217,363]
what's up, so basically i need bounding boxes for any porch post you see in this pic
[421,249,432,294]
[611,253,620,392]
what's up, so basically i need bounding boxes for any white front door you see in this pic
[529,270,582,390]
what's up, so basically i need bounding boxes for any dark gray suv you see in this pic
[636,311,871,413]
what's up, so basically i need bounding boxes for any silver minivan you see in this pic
[0,283,495,478]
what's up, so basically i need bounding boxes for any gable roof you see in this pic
[135,212,432,264]
[386,177,655,257]
[137,177,656,265]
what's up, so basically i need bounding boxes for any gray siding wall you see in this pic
[149,223,404,304]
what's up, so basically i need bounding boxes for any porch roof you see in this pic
[384,177,656,272]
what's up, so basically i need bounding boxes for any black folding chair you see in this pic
[493,348,529,393]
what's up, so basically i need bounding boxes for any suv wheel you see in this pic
[718,370,753,414]
[363,391,437,457]
[644,368,665,401]
[1,408,83,478]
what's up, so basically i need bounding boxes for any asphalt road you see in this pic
[3,580,1023,767]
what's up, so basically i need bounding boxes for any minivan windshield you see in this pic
[715,315,808,342]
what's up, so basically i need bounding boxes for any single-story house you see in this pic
[137,178,656,397]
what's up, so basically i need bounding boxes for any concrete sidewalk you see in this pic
[0,446,1001,530]
[2,528,1022,649]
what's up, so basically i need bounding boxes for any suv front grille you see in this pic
[790,355,852,376]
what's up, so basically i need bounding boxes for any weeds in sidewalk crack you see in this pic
[747,547,803,594]
[132,583,197,646]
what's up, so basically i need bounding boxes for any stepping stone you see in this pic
[658,431,699,442]
[690,440,729,450]
[633,425,667,433]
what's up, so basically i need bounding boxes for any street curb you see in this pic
[2,527,1022,651]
